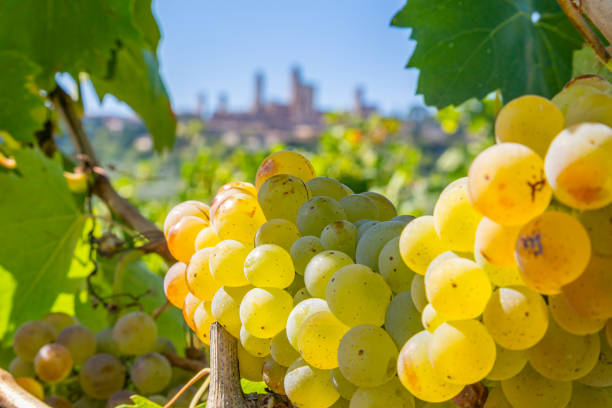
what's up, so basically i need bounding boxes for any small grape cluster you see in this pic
[8,311,199,408]
[164,75,612,408]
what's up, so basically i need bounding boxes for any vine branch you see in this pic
[558,0,611,64]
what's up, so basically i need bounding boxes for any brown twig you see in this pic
[152,300,172,320]
[579,0,612,45]
[163,352,208,373]
[0,370,47,408]
[557,0,611,63]
[164,367,211,408]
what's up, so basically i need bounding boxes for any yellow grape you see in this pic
[410,274,427,312]
[577,204,612,255]
[237,343,264,382]
[337,324,398,387]
[240,325,271,358]
[258,174,311,221]
[305,250,354,299]
[562,254,612,320]
[167,216,207,263]
[209,240,251,287]
[255,150,316,189]
[339,194,379,223]
[182,293,202,331]
[163,262,189,308]
[326,264,392,327]
[565,92,612,128]
[194,226,221,251]
[483,386,512,408]
[15,377,44,400]
[468,143,552,226]
[297,197,348,236]
[320,221,357,260]
[211,192,266,244]
[361,191,397,221]
[474,217,520,268]
[244,244,295,289]
[163,200,209,238]
[483,286,549,350]
[473,250,525,288]
[270,330,300,367]
[290,236,324,276]
[112,312,157,356]
[34,343,73,383]
[239,288,292,338]
[9,357,35,378]
[421,304,447,333]
[262,357,287,395]
[425,257,492,320]
[500,365,572,408]
[396,331,463,402]
[331,368,357,400]
[255,219,301,251]
[297,310,349,369]
[577,331,612,387]
[349,376,415,408]
[284,358,340,408]
[527,318,600,381]
[486,344,527,381]
[566,382,612,408]
[356,221,405,272]
[211,285,252,338]
[433,177,483,252]
[399,216,448,275]
[286,298,329,349]
[209,181,257,220]
[549,293,606,335]
[384,291,422,348]
[306,176,351,201]
[186,248,221,301]
[545,122,612,210]
[379,237,414,293]
[193,301,215,346]
[495,95,565,157]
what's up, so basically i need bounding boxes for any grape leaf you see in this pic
[392,0,583,107]
[572,46,612,82]
[0,149,85,357]
[133,0,162,52]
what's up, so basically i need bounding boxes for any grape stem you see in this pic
[164,367,211,408]
[163,351,208,373]
[189,375,211,408]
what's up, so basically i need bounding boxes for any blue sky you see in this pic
[83,0,421,116]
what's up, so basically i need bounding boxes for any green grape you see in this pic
[320,221,358,259]
[361,192,397,221]
[237,343,264,381]
[549,293,606,335]
[45,395,74,408]
[57,325,97,365]
[297,310,349,369]
[433,177,483,252]
[331,367,357,400]
[473,250,525,288]
[350,376,415,408]
[607,320,612,347]
[9,357,35,378]
[306,177,351,201]
[515,211,591,294]
[95,328,120,357]
[384,291,422,348]
[577,331,612,387]
[429,320,496,384]
[211,192,266,245]
[270,330,300,367]
[305,250,354,298]
[379,237,414,293]
[240,325,271,357]
[567,382,612,408]
[468,143,552,225]
[286,273,306,296]
[397,331,463,402]
[399,216,449,275]
[483,286,549,350]
[209,240,251,287]
[474,216,520,269]
[355,221,405,271]
[552,74,612,115]
[255,219,301,251]
[486,344,527,381]
[240,288,293,338]
[291,236,325,276]
[411,275,427,313]
[255,150,316,189]
[186,247,222,301]
[421,304,447,333]
[562,254,612,320]
[392,214,415,225]
[297,196,348,237]
[356,220,379,242]
[565,91,612,128]
[13,321,55,362]
[483,386,512,408]
[73,396,104,408]
[263,357,288,394]
[353,219,371,228]
[244,244,295,289]
[130,352,172,394]
[577,204,612,256]
[34,343,73,383]
[286,298,330,349]
[258,174,311,222]
[545,123,612,210]
[494,95,565,157]
[293,287,310,304]
[79,353,126,399]
[501,365,572,408]
[211,285,252,338]
[153,336,176,355]
[112,311,157,356]
[337,325,398,387]
[147,395,168,406]
[284,358,340,408]
[193,301,215,345]
[425,257,492,320]
[527,318,600,381]
[326,264,392,327]
[105,390,135,408]
[41,312,78,337]
[339,194,379,223]
[166,385,198,408]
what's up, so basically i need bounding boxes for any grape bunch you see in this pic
[163,75,612,408]
[7,311,200,408]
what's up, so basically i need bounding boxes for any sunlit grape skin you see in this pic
[244,244,295,289]
[297,310,348,369]
[186,247,222,301]
[167,215,208,263]
[163,200,210,238]
[399,216,448,275]
[239,287,293,338]
[163,262,190,308]
[258,174,311,222]
[255,150,316,189]
[501,365,572,408]
[284,358,340,408]
[297,196,348,237]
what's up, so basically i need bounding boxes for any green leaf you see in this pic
[392,0,583,107]
[241,379,268,394]
[0,149,85,353]
[133,0,162,52]
[572,46,612,82]
[119,395,163,408]
[0,52,46,142]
